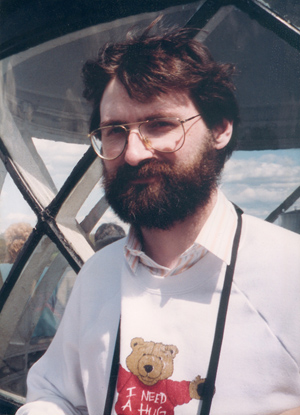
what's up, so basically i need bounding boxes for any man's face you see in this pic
[100,78,226,230]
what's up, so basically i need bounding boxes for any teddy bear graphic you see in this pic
[115,337,205,415]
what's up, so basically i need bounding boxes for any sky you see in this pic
[0,139,299,234]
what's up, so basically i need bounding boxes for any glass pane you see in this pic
[198,6,300,151]
[277,208,300,233]
[222,148,300,219]
[0,236,77,396]
[55,157,102,262]
[197,6,300,224]
[256,0,300,30]
[76,176,129,251]
[0,2,201,207]
[32,138,89,190]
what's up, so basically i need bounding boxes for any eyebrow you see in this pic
[99,120,125,127]
[99,113,180,127]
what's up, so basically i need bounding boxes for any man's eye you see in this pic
[104,126,125,138]
[110,126,125,135]
[147,119,178,132]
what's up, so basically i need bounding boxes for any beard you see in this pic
[103,138,222,230]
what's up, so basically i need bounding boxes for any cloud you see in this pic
[1,144,299,234]
[4,212,36,225]
[221,150,300,219]
[224,157,299,183]
[0,176,36,233]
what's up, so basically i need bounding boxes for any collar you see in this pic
[124,190,237,276]
[194,190,238,266]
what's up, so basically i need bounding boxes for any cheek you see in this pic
[102,159,123,176]
[179,130,213,162]
[170,145,201,168]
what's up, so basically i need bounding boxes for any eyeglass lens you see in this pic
[91,118,185,160]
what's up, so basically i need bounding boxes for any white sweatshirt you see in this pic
[17,212,300,415]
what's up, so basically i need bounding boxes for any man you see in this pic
[17,23,300,415]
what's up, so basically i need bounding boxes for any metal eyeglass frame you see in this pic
[89,113,202,161]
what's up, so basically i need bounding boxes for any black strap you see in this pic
[103,205,243,415]
[199,205,243,415]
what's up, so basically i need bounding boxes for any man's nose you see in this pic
[123,129,154,166]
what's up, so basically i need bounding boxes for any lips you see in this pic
[130,176,159,185]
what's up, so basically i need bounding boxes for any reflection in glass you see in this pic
[0,237,77,396]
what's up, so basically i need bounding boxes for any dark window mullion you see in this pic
[0,137,86,310]
[186,0,300,52]
[234,0,300,52]
[0,137,43,217]
[185,0,226,29]
[47,146,96,217]
[0,227,42,312]
[41,217,83,273]
[0,214,83,315]
[37,147,99,273]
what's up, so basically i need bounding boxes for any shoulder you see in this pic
[71,237,126,300]
[234,214,300,348]
[81,237,126,275]
[235,213,300,317]
[239,213,300,262]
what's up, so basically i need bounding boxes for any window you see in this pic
[0,0,299,409]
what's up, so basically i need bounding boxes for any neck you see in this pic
[140,191,218,269]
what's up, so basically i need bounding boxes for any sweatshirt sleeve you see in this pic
[16,400,87,415]
[16,242,123,415]
[16,273,87,415]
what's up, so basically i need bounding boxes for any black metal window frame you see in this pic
[0,0,300,313]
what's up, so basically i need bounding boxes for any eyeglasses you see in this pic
[89,114,201,160]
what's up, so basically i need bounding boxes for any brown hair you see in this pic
[82,22,239,165]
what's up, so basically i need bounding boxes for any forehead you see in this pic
[100,78,196,123]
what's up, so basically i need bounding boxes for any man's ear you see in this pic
[212,119,233,150]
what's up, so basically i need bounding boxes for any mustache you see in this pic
[107,159,172,182]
